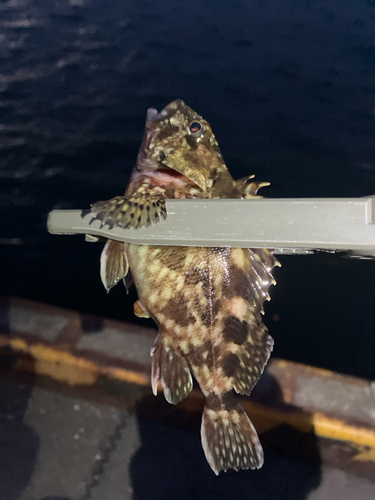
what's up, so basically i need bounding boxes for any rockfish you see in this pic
[89,100,280,474]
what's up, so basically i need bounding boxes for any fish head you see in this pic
[137,99,227,192]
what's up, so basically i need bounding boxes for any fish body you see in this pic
[89,100,279,474]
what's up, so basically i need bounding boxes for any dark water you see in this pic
[1,0,375,379]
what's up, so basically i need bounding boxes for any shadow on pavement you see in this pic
[0,348,40,500]
[130,372,322,500]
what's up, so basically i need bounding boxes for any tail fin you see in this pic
[201,400,263,475]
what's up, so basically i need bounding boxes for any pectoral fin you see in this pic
[90,194,167,229]
[100,239,129,292]
[151,336,193,404]
[134,300,150,318]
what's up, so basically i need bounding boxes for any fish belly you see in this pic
[126,244,274,397]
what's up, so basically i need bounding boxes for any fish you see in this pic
[88,99,280,475]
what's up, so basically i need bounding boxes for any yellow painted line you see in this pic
[180,393,375,458]
[313,412,375,449]
[242,401,375,457]
[105,367,149,386]
[354,448,375,462]
[8,337,149,387]
[10,338,99,385]
[4,336,375,459]
[242,400,313,434]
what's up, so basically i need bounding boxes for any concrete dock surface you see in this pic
[1,372,374,500]
[0,297,374,499]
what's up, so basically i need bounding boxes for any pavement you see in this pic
[1,297,375,499]
[1,371,375,500]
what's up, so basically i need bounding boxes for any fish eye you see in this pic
[188,121,204,137]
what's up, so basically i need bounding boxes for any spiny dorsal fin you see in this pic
[236,175,270,199]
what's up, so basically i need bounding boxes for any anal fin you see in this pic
[89,194,167,229]
[151,336,193,404]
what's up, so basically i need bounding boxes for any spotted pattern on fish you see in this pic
[126,244,275,398]
[88,99,280,475]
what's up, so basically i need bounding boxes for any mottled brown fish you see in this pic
[89,99,280,474]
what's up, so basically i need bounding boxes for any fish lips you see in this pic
[158,151,208,192]
[137,146,209,192]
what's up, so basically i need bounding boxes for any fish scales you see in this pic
[88,99,280,475]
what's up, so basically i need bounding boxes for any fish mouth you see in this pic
[138,99,209,191]
[145,167,195,188]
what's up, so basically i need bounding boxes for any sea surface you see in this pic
[1,0,375,379]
